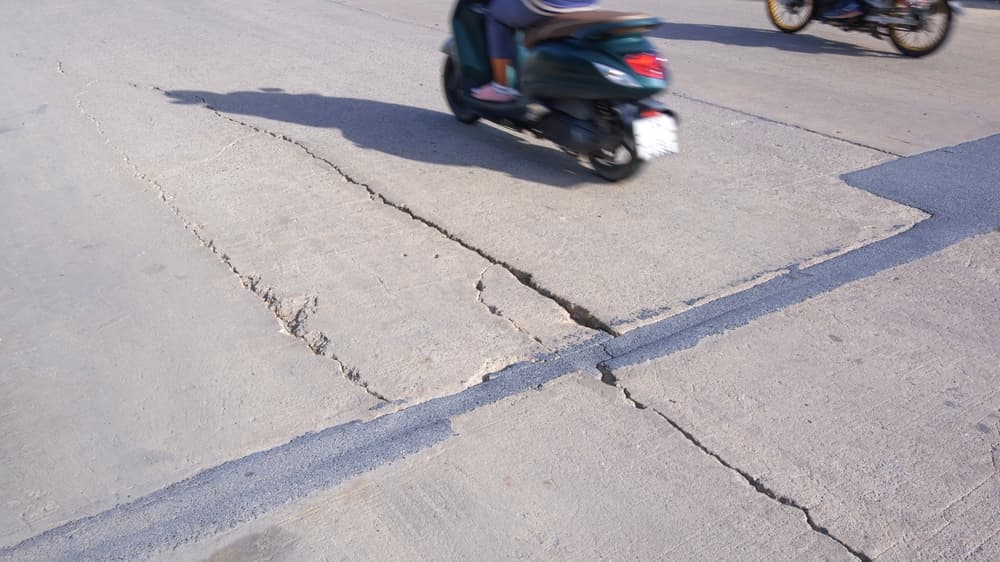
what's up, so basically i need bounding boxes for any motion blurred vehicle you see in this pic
[766,0,963,57]
[442,0,679,181]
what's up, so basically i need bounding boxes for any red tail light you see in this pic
[624,53,666,79]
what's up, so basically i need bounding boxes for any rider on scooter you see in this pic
[472,0,600,103]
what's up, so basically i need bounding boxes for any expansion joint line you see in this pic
[671,90,902,159]
[165,89,616,337]
[76,84,390,404]
[597,365,871,562]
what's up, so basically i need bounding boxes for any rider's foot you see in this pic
[471,82,519,103]
[823,1,863,19]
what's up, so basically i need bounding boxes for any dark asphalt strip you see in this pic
[1,352,599,562]
[3,134,997,561]
[606,133,1000,366]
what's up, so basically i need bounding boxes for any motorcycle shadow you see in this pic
[653,22,893,57]
[163,89,594,188]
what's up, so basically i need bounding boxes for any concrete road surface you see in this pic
[1,0,998,560]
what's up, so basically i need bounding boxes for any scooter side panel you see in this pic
[521,38,666,101]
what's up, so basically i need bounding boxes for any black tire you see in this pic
[767,0,815,33]
[589,135,643,182]
[442,58,480,125]
[889,0,953,58]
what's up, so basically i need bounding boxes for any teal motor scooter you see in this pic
[442,0,678,181]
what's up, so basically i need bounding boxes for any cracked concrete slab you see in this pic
[4,0,925,334]
[324,90,925,331]
[161,375,854,561]
[4,0,999,558]
[0,66,379,547]
[611,233,1000,560]
[74,80,599,403]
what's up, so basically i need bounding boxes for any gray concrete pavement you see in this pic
[340,0,1000,155]
[615,232,1000,560]
[2,0,998,559]
[162,376,855,562]
[0,58,380,547]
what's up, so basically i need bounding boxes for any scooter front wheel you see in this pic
[766,0,815,33]
[442,58,480,125]
[589,135,643,182]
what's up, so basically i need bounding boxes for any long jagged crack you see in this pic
[234,270,391,404]
[598,364,871,562]
[476,266,551,351]
[161,88,617,337]
[75,84,391,404]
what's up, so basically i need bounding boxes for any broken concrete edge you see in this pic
[475,266,553,352]
[80,78,936,399]
[604,132,1000,365]
[593,133,1000,561]
[591,220,987,560]
[601,216,981,369]
[160,85,619,337]
[74,82,392,404]
[75,76,608,410]
[27,81,992,559]
[8,213,987,560]
[0,344,606,561]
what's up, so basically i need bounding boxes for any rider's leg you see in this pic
[474,0,547,102]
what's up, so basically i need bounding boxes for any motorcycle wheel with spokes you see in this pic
[766,0,815,33]
[889,0,953,57]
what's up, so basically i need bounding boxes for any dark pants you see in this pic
[486,0,548,59]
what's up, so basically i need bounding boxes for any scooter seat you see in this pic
[523,10,659,47]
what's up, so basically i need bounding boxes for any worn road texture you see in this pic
[1,0,998,560]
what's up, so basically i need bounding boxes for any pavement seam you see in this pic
[0,347,593,561]
[161,87,617,336]
[671,90,903,158]
[4,212,979,559]
[74,81,392,404]
[596,366,871,561]
[28,76,993,560]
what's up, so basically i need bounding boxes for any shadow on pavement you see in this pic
[654,21,893,57]
[163,88,595,188]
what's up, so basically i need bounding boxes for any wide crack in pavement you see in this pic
[162,86,617,337]
[75,81,393,404]
[598,366,871,561]
[25,67,997,561]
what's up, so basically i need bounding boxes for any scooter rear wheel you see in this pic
[589,135,643,182]
[442,58,480,125]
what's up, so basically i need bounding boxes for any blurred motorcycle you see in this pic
[766,0,963,57]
